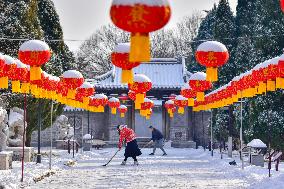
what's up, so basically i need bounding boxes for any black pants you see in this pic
[124,156,137,162]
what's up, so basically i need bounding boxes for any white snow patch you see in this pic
[114,43,130,53]
[15,59,28,69]
[197,41,228,52]
[83,134,92,140]
[133,74,151,83]
[175,95,187,101]
[62,70,83,79]
[247,139,267,148]
[108,97,119,102]
[112,0,169,6]
[79,82,93,89]
[189,72,207,81]
[3,55,15,65]
[93,94,108,99]
[19,40,50,51]
[119,105,127,109]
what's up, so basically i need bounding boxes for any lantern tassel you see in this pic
[83,97,90,106]
[196,92,205,101]
[21,83,30,94]
[267,80,276,92]
[30,66,42,81]
[98,106,104,113]
[206,67,218,82]
[12,81,21,93]
[188,98,194,106]
[146,115,150,120]
[111,108,117,114]
[121,113,125,118]
[136,93,145,105]
[121,70,134,84]
[0,77,9,89]
[67,89,76,99]
[178,107,185,114]
[135,102,141,110]
[130,32,150,62]
[169,113,173,118]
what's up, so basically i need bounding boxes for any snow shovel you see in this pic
[102,149,120,166]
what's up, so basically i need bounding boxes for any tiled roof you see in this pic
[90,57,191,90]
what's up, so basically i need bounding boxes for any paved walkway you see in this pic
[28,148,257,189]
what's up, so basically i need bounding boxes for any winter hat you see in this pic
[149,126,153,129]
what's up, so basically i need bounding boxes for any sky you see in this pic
[51,0,238,52]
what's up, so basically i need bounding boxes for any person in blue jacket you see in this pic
[148,126,167,156]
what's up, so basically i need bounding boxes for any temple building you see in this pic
[33,58,210,148]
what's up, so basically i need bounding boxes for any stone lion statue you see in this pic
[54,115,72,140]
[8,107,26,147]
[0,107,8,151]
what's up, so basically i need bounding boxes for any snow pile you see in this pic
[15,60,28,68]
[181,83,191,90]
[19,40,50,51]
[197,41,228,52]
[247,139,267,148]
[189,72,206,81]
[79,82,93,89]
[165,100,174,105]
[133,74,151,83]
[0,52,4,60]
[143,98,153,103]
[113,43,130,53]
[112,0,169,6]
[62,70,83,79]
[119,105,127,109]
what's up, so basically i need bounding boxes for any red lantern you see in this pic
[12,60,28,93]
[1,55,14,89]
[112,43,140,83]
[195,41,229,82]
[61,70,84,99]
[180,84,196,106]
[174,95,188,114]
[281,0,284,12]
[110,0,171,62]
[18,40,51,80]
[76,82,95,106]
[89,94,108,112]
[189,72,212,102]
[140,98,154,117]
[108,97,120,114]
[278,54,284,88]
[128,74,152,109]
[118,105,128,118]
[0,53,5,86]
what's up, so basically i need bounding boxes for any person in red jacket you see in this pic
[117,125,142,165]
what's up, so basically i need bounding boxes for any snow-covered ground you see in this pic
[1,147,283,189]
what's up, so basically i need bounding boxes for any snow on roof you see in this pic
[62,70,83,79]
[247,139,267,148]
[79,82,94,89]
[0,52,4,60]
[189,72,206,81]
[19,40,50,51]
[4,55,15,65]
[93,58,190,90]
[112,0,169,6]
[114,43,130,53]
[197,41,227,52]
[63,106,84,112]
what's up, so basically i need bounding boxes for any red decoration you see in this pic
[112,43,140,83]
[174,95,188,114]
[180,85,196,106]
[118,105,128,117]
[164,100,176,118]
[281,0,284,12]
[61,70,84,99]
[195,41,229,82]
[76,82,95,105]
[18,40,51,80]
[108,97,121,114]
[189,72,212,101]
[110,0,171,62]
[89,94,108,112]
[128,74,152,109]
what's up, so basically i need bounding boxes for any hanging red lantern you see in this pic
[164,100,176,118]
[1,55,14,89]
[110,0,171,62]
[195,41,229,82]
[189,72,212,102]
[128,90,137,101]
[11,60,28,93]
[61,70,84,99]
[18,40,51,81]
[174,95,188,114]
[108,97,121,114]
[180,84,196,106]
[111,43,140,83]
[76,82,95,106]
[140,98,154,117]
[118,105,128,118]
[128,74,152,109]
[278,53,284,88]
[89,94,108,112]
[0,53,5,87]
